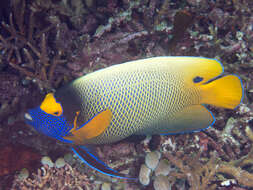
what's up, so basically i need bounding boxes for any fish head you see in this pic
[176,57,242,109]
[179,57,224,87]
[24,93,73,143]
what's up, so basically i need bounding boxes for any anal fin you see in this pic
[71,145,136,180]
[161,105,214,135]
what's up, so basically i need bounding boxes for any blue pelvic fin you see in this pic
[71,145,136,180]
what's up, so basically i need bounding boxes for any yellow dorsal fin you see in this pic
[200,75,243,109]
[63,109,112,144]
[40,93,63,116]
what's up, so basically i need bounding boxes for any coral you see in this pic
[55,157,66,168]
[164,145,253,189]
[99,142,136,159]
[155,159,171,176]
[216,147,253,188]
[69,0,190,77]
[96,142,137,177]
[11,163,93,190]
[166,10,194,52]
[0,72,30,125]
[41,156,54,168]
[145,151,160,170]
[0,143,41,189]
[218,163,253,187]
[153,175,170,190]
[0,144,40,177]
[139,164,151,186]
[0,0,68,90]
[165,152,218,190]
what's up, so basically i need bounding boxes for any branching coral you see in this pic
[0,0,66,90]
[218,163,253,187]
[165,152,218,190]
[165,147,253,189]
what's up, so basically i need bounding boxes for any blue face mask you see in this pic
[25,106,73,143]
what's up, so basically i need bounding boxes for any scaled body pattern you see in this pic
[25,57,243,178]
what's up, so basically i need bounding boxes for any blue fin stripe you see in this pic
[79,145,114,170]
[71,146,136,180]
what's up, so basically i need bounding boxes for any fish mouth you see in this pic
[24,113,33,121]
[202,75,223,85]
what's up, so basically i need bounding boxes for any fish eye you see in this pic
[193,76,203,83]
[53,111,59,115]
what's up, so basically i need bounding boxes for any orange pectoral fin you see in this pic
[63,109,112,144]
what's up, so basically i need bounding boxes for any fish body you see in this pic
[25,56,243,178]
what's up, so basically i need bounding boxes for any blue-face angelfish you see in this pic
[25,56,243,179]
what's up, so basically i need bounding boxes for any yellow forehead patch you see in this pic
[40,93,63,116]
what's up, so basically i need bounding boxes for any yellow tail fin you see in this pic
[200,75,243,109]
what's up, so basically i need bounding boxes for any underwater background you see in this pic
[0,0,253,189]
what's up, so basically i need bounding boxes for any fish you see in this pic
[24,56,243,179]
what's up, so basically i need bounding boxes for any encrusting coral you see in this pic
[11,163,93,190]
